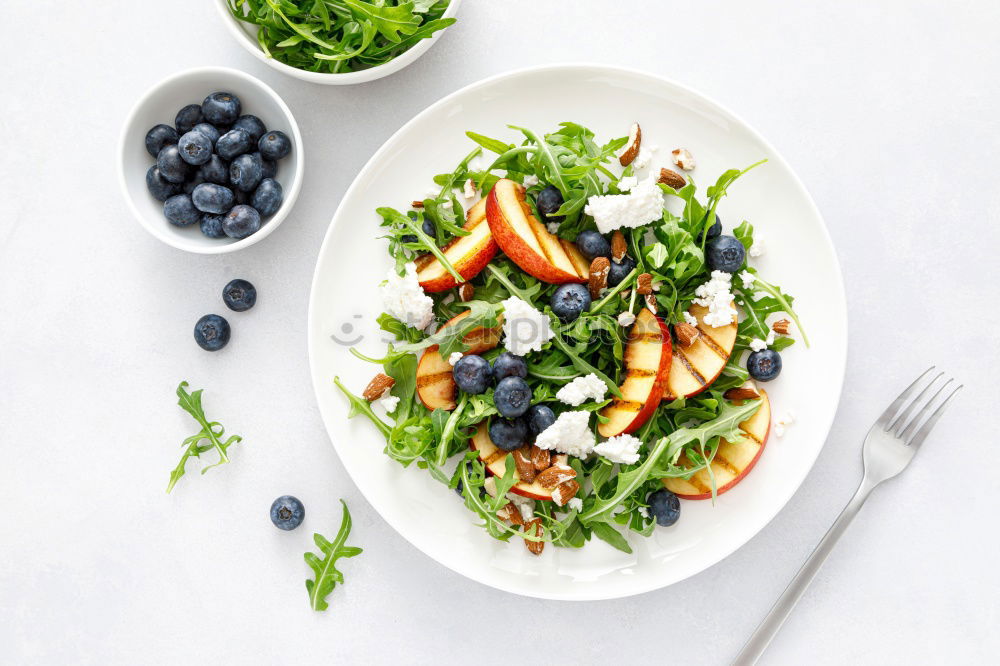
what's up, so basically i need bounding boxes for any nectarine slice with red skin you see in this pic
[470,422,569,500]
[665,303,738,400]
[598,309,673,438]
[415,198,498,293]
[415,311,502,411]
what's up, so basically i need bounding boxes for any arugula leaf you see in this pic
[590,520,633,554]
[342,0,420,42]
[167,381,243,493]
[305,500,363,611]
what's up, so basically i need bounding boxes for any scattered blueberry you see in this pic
[174,104,204,134]
[421,218,435,237]
[453,480,464,497]
[492,352,527,381]
[191,122,221,147]
[222,204,261,239]
[145,166,179,202]
[575,230,611,260]
[202,92,241,127]
[489,416,528,451]
[550,283,591,323]
[223,278,257,312]
[699,211,722,241]
[200,213,227,239]
[251,178,283,217]
[608,255,637,287]
[526,404,556,436]
[156,144,188,184]
[216,128,253,161]
[258,153,277,180]
[199,155,229,185]
[178,130,213,166]
[192,183,236,214]
[193,314,231,351]
[493,376,533,418]
[535,185,564,222]
[452,354,492,394]
[258,130,291,161]
[184,173,207,196]
[401,234,417,244]
[747,349,782,381]
[233,187,253,206]
[270,495,305,530]
[648,489,681,527]
[233,115,267,143]
[230,153,263,192]
[163,194,201,226]
[706,235,746,273]
[144,124,178,157]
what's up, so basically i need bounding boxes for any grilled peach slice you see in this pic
[666,303,738,399]
[415,310,502,410]
[470,422,569,500]
[485,179,588,284]
[663,387,771,499]
[597,308,672,438]
[415,198,497,293]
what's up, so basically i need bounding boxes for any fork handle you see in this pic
[733,477,877,665]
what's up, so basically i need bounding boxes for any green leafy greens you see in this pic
[305,500,363,611]
[167,381,243,493]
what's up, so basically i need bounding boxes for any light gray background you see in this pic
[2,1,997,664]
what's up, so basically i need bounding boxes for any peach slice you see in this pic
[415,198,498,293]
[485,179,588,284]
[665,303,738,399]
[597,308,672,438]
[415,310,502,411]
[663,387,771,499]
[470,422,569,500]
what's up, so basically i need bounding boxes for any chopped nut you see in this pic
[458,282,475,302]
[675,322,700,347]
[362,373,395,401]
[657,167,686,188]
[643,293,658,314]
[636,272,653,295]
[523,518,544,555]
[724,386,761,401]
[411,200,424,208]
[530,445,551,472]
[512,447,536,484]
[617,311,636,327]
[619,123,642,167]
[671,148,696,171]
[588,257,610,299]
[611,231,627,263]
[772,319,791,335]
[463,178,477,199]
[551,479,580,506]
[497,502,525,526]
[536,464,576,489]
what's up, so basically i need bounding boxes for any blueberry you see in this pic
[145,166,179,202]
[550,283,591,323]
[251,178,283,217]
[706,235,746,273]
[400,234,417,244]
[202,92,241,127]
[575,230,611,260]
[699,211,722,241]
[648,489,681,527]
[258,130,291,161]
[488,417,528,451]
[192,123,221,147]
[258,153,277,180]
[422,218,435,237]
[233,186,253,206]
[608,255,637,287]
[163,194,200,226]
[230,153,263,192]
[193,314,231,351]
[233,115,267,143]
[270,495,304,530]
[492,352,527,381]
[144,124,178,157]
[453,354,492,394]
[526,404,556,436]
[182,172,206,196]
[199,155,229,185]
[493,376,533,418]
[535,185,564,222]
[174,104,204,134]
[747,349,782,381]
[216,128,253,160]
[192,183,235,214]
[178,129,213,165]
[200,214,227,239]
[156,144,188,183]
[223,278,257,312]
[222,204,261,239]
[453,480,464,497]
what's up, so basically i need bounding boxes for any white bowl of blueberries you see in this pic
[119,67,303,254]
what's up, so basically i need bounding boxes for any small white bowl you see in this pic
[118,66,303,254]
[213,0,461,85]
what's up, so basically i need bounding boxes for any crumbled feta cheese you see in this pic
[617,311,636,327]
[534,411,595,458]
[738,270,756,289]
[633,144,657,169]
[618,175,638,192]
[506,493,535,521]
[693,270,737,328]
[774,424,785,437]
[556,373,608,406]
[448,351,463,366]
[584,174,664,234]
[376,394,400,413]
[522,174,539,187]
[463,178,477,199]
[483,477,497,497]
[683,311,698,327]
[766,329,776,345]
[749,338,767,352]
[546,222,560,234]
[501,296,554,355]
[380,262,434,329]
[638,506,650,519]
[594,434,642,465]
[749,239,765,257]
[566,497,583,512]
[774,411,795,438]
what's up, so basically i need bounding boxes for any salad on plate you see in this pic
[335,120,805,555]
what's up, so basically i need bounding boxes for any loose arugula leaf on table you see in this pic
[167,381,243,493]
[305,500,363,611]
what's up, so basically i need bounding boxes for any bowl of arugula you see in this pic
[215,0,460,85]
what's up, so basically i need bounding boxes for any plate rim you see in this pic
[307,62,848,600]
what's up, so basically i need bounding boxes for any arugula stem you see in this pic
[752,277,811,347]
[550,330,622,398]
[589,268,638,314]
[434,395,468,467]
[398,212,464,282]
[333,377,392,438]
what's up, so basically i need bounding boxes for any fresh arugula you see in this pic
[167,381,243,493]
[305,499,363,611]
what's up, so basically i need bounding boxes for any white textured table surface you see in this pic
[2,1,997,663]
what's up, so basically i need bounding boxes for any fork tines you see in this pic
[879,367,962,448]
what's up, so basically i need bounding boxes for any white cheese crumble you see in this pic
[633,144,657,169]
[593,434,642,465]
[638,506,650,519]
[693,270,737,328]
[546,222,560,234]
[738,270,756,289]
[463,178,477,199]
[522,174,539,187]
[380,262,434,330]
[534,411,595,458]
[501,296,554,356]
[376,394,399,413]
[506,493,535,521]
[617,311,636,327]
[483,477,497,497]
[556,373,608,406]
[683,311,698,327]
[584,174,664,234]
[617,175,638,192]
[774,410,796,438]
[448,351,463,366]
[749,338,767,352]
[566,497,583,512]
[749,239,765,258]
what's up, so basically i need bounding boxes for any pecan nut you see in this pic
[772,319,791,335]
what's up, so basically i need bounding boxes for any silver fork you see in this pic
[733,368,962,665]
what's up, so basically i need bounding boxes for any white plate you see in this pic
[308,64,847,600]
